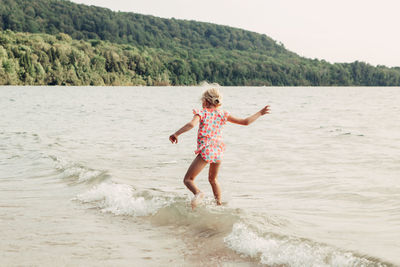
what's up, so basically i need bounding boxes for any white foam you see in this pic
[63,166,103,182]
[51,156,106,182]
[224,223,383,267]
[76,183,168,216]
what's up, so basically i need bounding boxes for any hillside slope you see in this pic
[0,0,287,55]
[1,0,400,86]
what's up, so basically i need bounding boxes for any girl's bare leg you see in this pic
[209,162,222,205]
[184,154,207,209]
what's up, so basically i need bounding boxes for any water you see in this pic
[1,86,399,266]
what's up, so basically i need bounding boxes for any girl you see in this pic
[169,88,270,209]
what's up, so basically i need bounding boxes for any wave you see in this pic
[73,179,392,266]
[49,155,109,183]
[76,182,239,233]
[47,155,392,266]
[76,182,169,216]
[224,223,388,267]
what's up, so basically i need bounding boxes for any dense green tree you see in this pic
[0,0,289,55]
[1,0,400,86]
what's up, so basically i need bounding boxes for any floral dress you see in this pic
[193,108,230,163]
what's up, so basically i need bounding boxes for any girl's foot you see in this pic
[191,192,204,210]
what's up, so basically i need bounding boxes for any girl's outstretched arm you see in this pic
[169,115,200,144]
[227,105,270,126]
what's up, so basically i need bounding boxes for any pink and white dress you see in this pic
[193,108,230,163]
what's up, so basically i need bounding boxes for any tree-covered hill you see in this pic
[2,30,400,86]
[0,0,287,56]
[0,0,400,86]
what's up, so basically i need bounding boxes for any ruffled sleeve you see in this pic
[193,109,203,120]
[222,110,230,124]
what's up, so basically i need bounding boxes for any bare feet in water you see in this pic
[191,192,204,210]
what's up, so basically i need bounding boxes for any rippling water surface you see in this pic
[1,86,399,266]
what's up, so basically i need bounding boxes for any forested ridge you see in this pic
[1,0,400,86]
[0,0,286,54]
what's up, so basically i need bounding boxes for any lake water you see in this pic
[1,86,399,266]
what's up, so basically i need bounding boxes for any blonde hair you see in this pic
[201,88,222,107]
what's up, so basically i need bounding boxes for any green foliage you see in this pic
[1,30,399,86]
[0,0,288,55]
[0,0,400,86]
[2,59,14,73]
[0,30,170,85]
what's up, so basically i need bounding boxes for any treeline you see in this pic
[0,30,169,85]
[0,0,286,55]
[1,0,400,86]
[0,30,299,86]
[1,30,400,86]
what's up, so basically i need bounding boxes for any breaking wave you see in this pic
[75,182,391,266]
[76,182,169,216]
[50,155,109,183]
[49,155,393,266]
[224,222,388,266]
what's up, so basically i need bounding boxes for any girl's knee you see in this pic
[208,177,218,185]
[184,172,191,180]
[184,175,193,184]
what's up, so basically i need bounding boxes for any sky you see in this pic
[70,0,400,67]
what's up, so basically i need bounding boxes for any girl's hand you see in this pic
[260,105,270,115]
[169,134,178,144]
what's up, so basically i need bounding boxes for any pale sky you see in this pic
[70,0,400,67]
